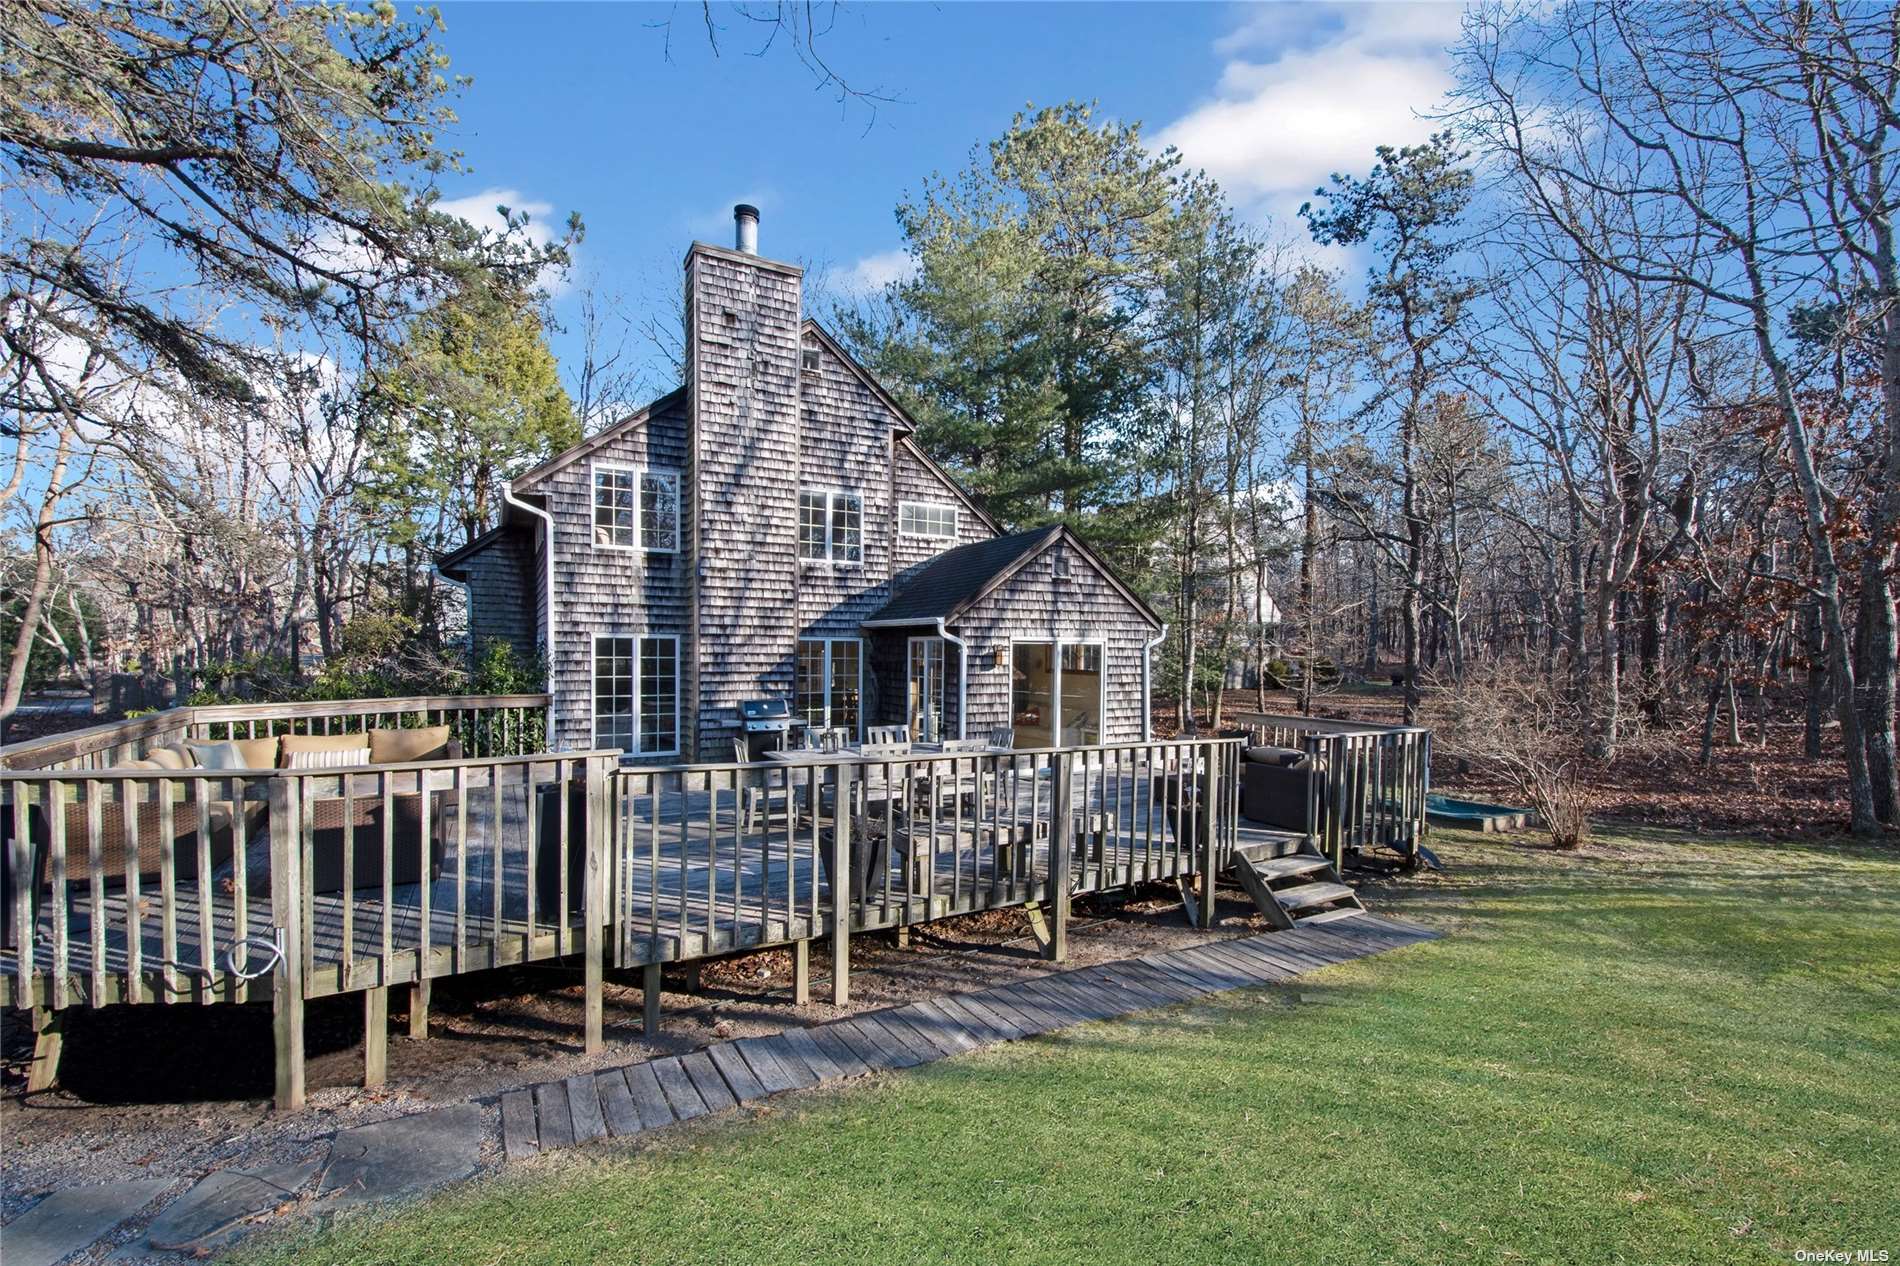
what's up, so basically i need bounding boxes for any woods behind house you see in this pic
[3,1,1896,835]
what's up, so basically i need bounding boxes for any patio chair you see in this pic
[864,725,911,753]
[732,739,788,835]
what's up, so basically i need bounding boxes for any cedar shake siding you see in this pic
[685,243,805,760]
[438,526,538,667]
[519,390,691,752]
[443,208,1164,760]
[463,531,535,664]
[951,536,1159,744]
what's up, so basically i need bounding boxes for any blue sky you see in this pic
[426,1,1465,396]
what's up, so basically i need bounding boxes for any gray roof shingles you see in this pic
[866,526,1062,625]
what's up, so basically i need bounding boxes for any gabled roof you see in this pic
[801,319,916,436]
[510,386,687,491]
[436,521,521,578]
[896,434,1003,537]
[865,525,1164,631]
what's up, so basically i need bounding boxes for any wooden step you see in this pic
[1298,906,1367,924]
[1274,881,1357,913]
[1251,853,1333,882]
[1234,835,1310,865]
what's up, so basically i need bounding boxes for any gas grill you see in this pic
[738,697,801,759]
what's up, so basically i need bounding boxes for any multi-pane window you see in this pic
[795,638,861,737]
[593,634,679,755]
[593,636,636,750]
[640,472,679,552]
[593,464,678,552]
[593,467,636,549]
[899,501,958,540]
[638,637,678,754]
[797,489,863,564]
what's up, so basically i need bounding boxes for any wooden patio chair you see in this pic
[732,739,788,835]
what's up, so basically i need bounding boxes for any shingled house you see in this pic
[437,205,1167,761]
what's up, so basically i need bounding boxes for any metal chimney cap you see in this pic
[733,204,760,254]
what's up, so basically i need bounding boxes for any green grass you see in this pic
[238,828,1900,1265]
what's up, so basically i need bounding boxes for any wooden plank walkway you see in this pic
[495,913,1438,1160]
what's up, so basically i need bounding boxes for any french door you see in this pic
[907,637,946,742]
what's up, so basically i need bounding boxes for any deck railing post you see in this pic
[829,764,852,1005]
[1197,742,1218,930]
[1048,754,1073,962]
[267,774,305,1111]
[582,753,611,1056]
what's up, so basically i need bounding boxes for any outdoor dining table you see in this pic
[764,743,1010,899]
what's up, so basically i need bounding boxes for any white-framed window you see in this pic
[797,489,862,564]
[593,633,679,756]
[795,637,862,737]
[593,463,679,553]
[899,500,959,540]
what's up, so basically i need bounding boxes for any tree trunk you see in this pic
[1805,601,1828,758]
[1,420,76,728]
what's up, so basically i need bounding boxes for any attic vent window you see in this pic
[1053,553,1073,580]
[723,309,739,326]
[802,346,821,373]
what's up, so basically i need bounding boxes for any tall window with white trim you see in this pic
[594,464,678,552]
[795,638,861,736]
[640,472,679,552]
[593,634,679,755]
[797,489,862,563]
[593,467,637,549]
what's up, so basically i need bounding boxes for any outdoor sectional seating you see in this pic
[2,726,463,940]
[1239,744,1325,834]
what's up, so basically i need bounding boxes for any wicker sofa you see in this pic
[2,726,462,941]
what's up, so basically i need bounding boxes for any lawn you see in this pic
[238,827,1900,1266]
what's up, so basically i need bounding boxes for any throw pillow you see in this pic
[367,724,453,764]
[187,741,248,771]
[144,745,194,770]
[285,746,370,770]
[184,735,280,769]
[278,733,373,766]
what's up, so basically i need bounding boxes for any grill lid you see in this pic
[739,697,790,720]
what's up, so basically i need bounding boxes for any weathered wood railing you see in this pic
[3,724,1239,1110]
[610,737,1242,995]
[1231,713,1430,867]
[0,694,552,771]
[1,745,613,1108]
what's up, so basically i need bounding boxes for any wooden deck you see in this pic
[3,755,1285,1007]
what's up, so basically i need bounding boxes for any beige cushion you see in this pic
[285,746,370,770]
[278,733,371,766]
[145,745,194,770]
[121,757,162,770]
[368,725,453,765]
[186,735,280,769]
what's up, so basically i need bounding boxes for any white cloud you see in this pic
[838,248,917,297]
[437,187,573,297]
[1156,2,1464,215]
[683,191,778,242]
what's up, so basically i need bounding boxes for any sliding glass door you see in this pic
[1010,639,1103,748]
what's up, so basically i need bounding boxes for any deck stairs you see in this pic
[1228,838,1367,931]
